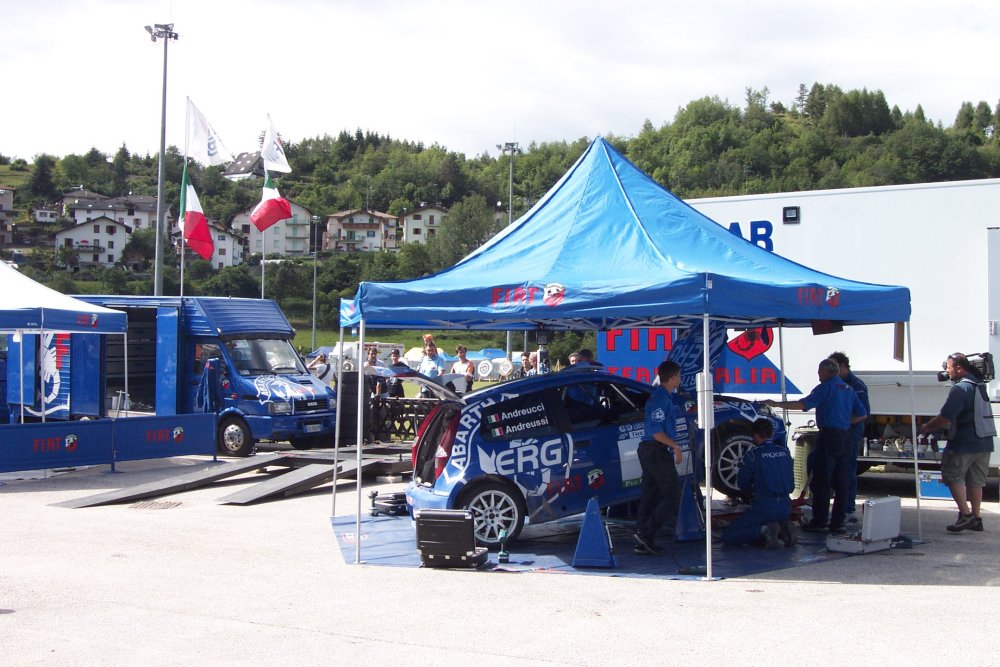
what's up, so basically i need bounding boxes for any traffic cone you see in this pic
[674,474,706,542]
[572,497,617,568]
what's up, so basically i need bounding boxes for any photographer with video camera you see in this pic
[920,352,996,533]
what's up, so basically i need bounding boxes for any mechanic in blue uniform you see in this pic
[634,360,684,555]
[722,418,795,547]
[765,357,867,533]
[829,351,870,521]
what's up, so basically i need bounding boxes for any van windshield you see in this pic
[225,338,307,376]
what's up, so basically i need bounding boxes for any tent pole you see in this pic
[906,322,923,541]
[331,326,346,517]
[702,314,714,580]
[777,322,788,407]
[355,321,366,564]
[18,329,24,423]
[40,324,45,423]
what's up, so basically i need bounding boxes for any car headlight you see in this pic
[328,398,336,410]
[269,401,292,415]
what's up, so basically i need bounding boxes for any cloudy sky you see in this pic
[3,0,997,162]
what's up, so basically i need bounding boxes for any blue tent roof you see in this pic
[345,138,909,330]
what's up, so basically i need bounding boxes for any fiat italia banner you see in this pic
[597,325,800,394]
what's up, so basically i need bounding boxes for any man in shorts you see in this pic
[920,353,995,533]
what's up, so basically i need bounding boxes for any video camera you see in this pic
[937,351,995,382]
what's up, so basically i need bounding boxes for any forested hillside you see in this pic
[3,82,999,329]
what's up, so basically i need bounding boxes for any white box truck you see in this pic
[685,178,1000,470]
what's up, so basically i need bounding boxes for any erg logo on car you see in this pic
[478,437,563,476]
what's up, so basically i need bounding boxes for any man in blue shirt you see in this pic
[765,358,867,533]
[829,352,870,520]
[722,418,795,547]
[634,360,684,555]
[920,353,995,533]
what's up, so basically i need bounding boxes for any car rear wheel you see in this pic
[459,481,527,548]
[218,416,254,457]
[712,429,753,497]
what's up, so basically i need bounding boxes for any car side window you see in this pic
[604,382,648,423]
[561,381,614,429]
[480,390,560,441]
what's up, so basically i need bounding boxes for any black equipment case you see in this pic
[414,509,488,568]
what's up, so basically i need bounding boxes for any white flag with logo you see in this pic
[261,115,292,173]
[186,98,233,167]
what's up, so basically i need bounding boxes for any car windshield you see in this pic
[226,338,306,376]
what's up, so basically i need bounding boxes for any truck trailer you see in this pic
[692,178,1000,470]
[601,178,1000,472]
[6,296,336,457]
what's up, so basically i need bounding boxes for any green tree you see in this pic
[27,155,58,202]
[112,144,130,195]
[121,228,156,270]
[426,194,499,270]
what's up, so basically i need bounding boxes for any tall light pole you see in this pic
[311,215,321,351]
[145,23,178,296]
[497,141,520,360]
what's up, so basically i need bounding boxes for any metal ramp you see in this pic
[55,454,287,509]
[55,450,405,508]
[217,459,378,505]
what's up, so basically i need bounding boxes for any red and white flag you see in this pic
[260,115,291,173]
[180,171,214,260]
[250,171,292,231]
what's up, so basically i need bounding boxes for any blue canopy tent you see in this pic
[337,138,916,572]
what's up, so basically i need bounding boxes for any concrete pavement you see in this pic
[2,458,998,666]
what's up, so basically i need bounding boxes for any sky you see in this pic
[3,0,998,162]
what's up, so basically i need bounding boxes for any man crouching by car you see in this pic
[634,361,685,556]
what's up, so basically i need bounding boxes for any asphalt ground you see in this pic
[2,460,999,666]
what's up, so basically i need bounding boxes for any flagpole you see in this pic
[260,168,268,299]
[180,98,191,298]
[180,164,188,297]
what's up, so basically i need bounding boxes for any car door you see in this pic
[558,379,649,509]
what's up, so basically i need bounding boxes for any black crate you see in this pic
[414,509,488,568]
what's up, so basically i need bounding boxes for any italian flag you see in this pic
[180,170,214,261]
[250,172,292,231]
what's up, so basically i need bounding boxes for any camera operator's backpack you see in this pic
[960,378,996,438]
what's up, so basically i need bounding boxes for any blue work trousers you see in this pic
[810,428,853,527]
[722,496,791,545]
[636,441,681,544]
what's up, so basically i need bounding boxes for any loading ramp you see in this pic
[56,446,411,508]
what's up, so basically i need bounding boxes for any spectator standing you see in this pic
[417,335,446,396]
[516,352,533,378]
[451,345,475,393]
[526,351,539,376]
[307,353,334,387]
[765,358,867,533]
[385,349,409,398]
[365,346,387,396]
[920,353,995,532]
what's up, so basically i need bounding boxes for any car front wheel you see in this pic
[459,481,527,548]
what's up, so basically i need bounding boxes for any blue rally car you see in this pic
[390,366,784,547]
